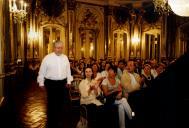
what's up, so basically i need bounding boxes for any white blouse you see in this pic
[79,79,102,106]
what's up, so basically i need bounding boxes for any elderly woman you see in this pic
[141,63,154,88]
[101,65,133,128]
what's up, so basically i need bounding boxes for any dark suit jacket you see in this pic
[129,52,189,128]
[145,53,189,128]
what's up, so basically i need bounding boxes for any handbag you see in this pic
[76,105,88,128]
[76,116,88,128]
[105,91,119,104]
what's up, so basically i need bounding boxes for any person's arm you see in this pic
[101,84,110,96]
[120,70,130,89]
[37,58,47,87]
[116,83,123,99]
[66,57,73,86]
[89,80,101,96]
[88,85,97,95]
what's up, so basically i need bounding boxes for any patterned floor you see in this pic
[0,79,80,128]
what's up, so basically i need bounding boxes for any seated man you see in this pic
[121,60,142,97]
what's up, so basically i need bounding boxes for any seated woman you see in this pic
[91,63,104,81]
[78,66,103,127]
[101,65,133,128]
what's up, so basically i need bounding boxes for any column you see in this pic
[29,14,33,59]
[105,6,113,59]
[0,0,4,105]
[9,0,15,63]
[68,0,75,59]
[129,11,136,59]
[161,14,167,59]
[20,22,25,61]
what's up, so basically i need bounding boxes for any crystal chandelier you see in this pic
[153,0,172,15]
[9,0,28,23]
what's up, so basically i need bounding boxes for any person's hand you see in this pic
[116,92,122,100]
[117,85,122,92]
[97,77,105,82]
[140,76,145,85]
[90,85,96,90]
[66,84,71,88]
[90,81,96,87]
[88,85,96,94]
[39,85,45,91]
[123,92,129,98]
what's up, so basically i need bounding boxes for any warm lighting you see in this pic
[131,37,140,45]
[70,32,73,40]
[9,0,28,23]
[28,30,38,40]
[90,43,94,51]
[28,29,38,58]
[81,47,84,51]
[90,46,94,51]
[168,0,189,17]
[153,0,172,15]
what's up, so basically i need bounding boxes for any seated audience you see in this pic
[101,62,111,78]
[152,62,166,78]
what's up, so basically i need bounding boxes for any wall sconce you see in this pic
[131,37,140,58]
[9,0,28,23]
[131,37,140,45]
[28,29,38,58]
[81,47,84,57]
[90,43,94,51]
[90,43,94,57]
[28,30,38,41]
[70,32,73,41]
[81,47,84,52]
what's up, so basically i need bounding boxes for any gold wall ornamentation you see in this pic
[75,3,104,60]
[10,0,188,62]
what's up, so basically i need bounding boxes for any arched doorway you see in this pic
[39,24,66,59]
[79,28,99,59]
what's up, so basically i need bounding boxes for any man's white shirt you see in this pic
[37,52,73,86]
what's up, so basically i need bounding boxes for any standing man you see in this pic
[37,40,73,128]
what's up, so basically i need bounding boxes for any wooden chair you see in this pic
[69,77,82,107]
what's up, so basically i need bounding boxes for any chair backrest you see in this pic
[71,77,82,90]
[69,77,82,104]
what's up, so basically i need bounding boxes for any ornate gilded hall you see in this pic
[0,0,189,128]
